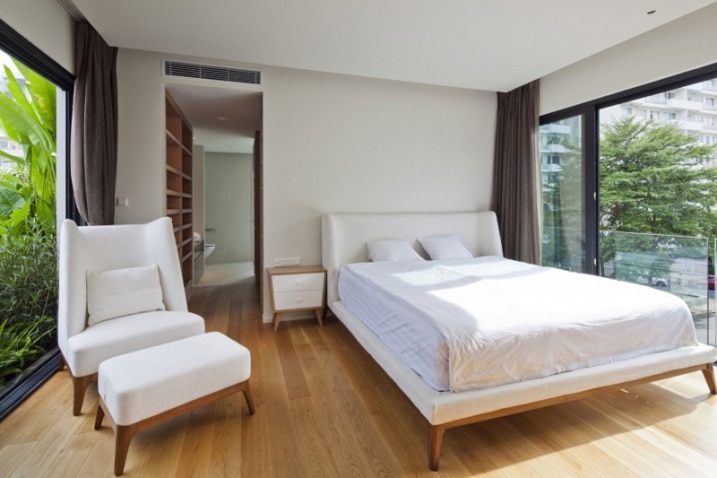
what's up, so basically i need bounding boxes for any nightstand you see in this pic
[267,265,327,331]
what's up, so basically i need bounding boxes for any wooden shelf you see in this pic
[166,164,183,176]
[166,90,194,288]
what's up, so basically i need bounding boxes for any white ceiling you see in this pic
[70,0,717,152]
[166,83,261,154]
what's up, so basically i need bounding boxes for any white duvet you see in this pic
[338,257,698,392]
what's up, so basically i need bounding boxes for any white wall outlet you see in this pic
[274,257,301,266]
[115,197,129,207]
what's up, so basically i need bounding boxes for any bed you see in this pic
[321,210,717,471]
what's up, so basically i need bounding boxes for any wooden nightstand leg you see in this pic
[273,312,282,331]
[313,308,324,326]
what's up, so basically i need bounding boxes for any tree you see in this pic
[600,116,717,235]
[599,116,717,277]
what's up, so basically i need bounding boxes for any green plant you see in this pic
[0,59,56,235]
[0,317,54,388]
[0,222,58,324]
[0,220,57,388]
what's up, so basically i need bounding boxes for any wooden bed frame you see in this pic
[321,211,717,471]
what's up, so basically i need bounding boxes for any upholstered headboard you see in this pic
[321,211,503,305]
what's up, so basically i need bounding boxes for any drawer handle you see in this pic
[295,296,304,303]
[294,279,304,286]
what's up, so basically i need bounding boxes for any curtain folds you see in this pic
[491,80,541,264]
[71,21,118,225]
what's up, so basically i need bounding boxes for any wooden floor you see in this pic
[2,281,717,477]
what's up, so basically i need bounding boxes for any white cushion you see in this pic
[86,264,165,325]
[65,310,205,377]
[367,239,424,262]
[419,235,473,260]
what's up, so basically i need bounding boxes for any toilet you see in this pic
[205,243,216,258]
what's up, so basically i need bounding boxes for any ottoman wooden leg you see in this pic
[96,399,137,476]
[114,424,137,476]
[94,404,105,430]
[242,380,255,415]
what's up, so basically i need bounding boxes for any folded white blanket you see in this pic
[339,257,697,392]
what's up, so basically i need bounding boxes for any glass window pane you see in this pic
[539,116,586,272]
[0,49,60,393]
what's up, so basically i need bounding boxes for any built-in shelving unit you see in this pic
[165,91,193,287]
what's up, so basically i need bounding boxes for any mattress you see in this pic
[338,256,698,392]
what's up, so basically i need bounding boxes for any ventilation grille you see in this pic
[164,60,261,85]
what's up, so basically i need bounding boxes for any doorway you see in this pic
[165,83,263,290]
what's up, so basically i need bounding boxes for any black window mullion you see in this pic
[583,106,598,275]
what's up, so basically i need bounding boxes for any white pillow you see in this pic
[419,235,473,260]
[86,264,166,325]
[367,240,424,262]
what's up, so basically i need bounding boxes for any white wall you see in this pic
[0,0,74,74]
[204,152,253,264]
[262,67,495,318]
[193,144,206,243]
[114,48,166,224]
[541,3,717,115]
[111,50,496,318]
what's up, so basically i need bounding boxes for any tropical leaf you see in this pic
[13,60,55,135]
[0,148,24,165]
[1,67,53,152]
[4,67,35,122]
[0,93,50,152]
[7,201,30,231]
[0,188,25,217]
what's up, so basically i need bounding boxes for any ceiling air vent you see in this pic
[164,60,261,85]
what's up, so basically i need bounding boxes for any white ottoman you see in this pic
[94,332,254,476]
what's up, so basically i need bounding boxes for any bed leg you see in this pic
[428,425,445,471]
[702,363,716,394]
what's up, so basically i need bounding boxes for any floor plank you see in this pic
[2,280,717,477]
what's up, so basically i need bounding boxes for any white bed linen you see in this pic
[338,256,698,392]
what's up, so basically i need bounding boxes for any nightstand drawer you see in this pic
[271,272,324,292]
[273,290,324,311]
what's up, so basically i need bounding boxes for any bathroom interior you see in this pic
[167,81,262,288]
[194,149,256,286]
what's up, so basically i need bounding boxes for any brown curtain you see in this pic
[71,21,118,225]
[491,80,541,264]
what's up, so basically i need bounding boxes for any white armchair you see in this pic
[58,217,205,415]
